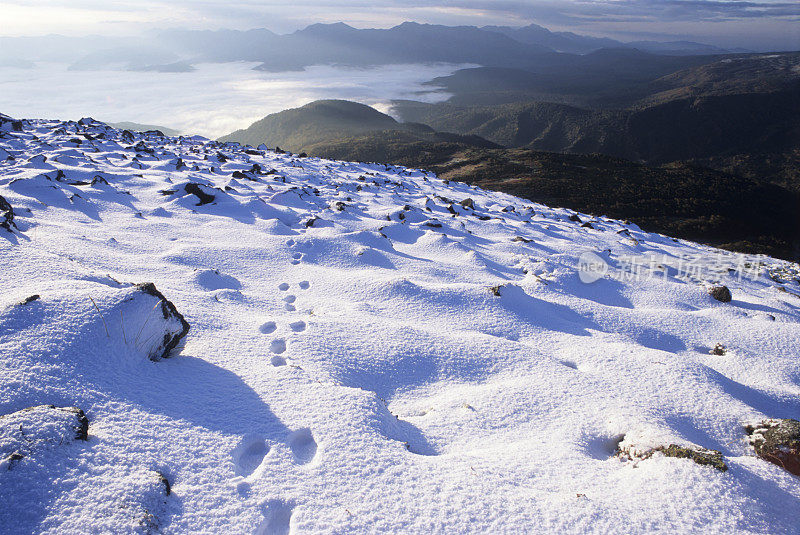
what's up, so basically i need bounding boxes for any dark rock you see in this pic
[708,286,732,303]
[275,146,286,154]
[476,215,491,221]
[332,201,346,212]
[158,189,177,196]
[297,152,308,158]
[184,183,215,205]
[134,142,155,155]
[232,170,258,181]
[0,194,15,231]
[459,198,474,209]
[158,472,171,496]
[304,217,319,228]
[581,222,595,229]
[746,419,800,477]
[91,175,109,186]
[709,344,726,356]
[569,214,582,223]
[134,282,191,360]
[512,236,532,243]
[3,452,24,468]
[18,295,40,305]
[489,285,503,296]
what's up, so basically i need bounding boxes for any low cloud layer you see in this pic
[0,62,464,138]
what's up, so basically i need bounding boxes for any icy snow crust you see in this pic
[0,118,799,533]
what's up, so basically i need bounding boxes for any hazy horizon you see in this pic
[1,1,798,51]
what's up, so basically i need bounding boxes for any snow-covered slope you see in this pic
[1,116,799,533]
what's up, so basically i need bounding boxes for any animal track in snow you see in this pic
[259,321,277,334]
[271,355,287,366]
[278,283,290,291]
[232,435,270,477]
[289,321,306,332]
[288,428,318,465]
[298,281,310,290]
[283,295,296,304]
[256,499,294,535]
[270,339,287,354]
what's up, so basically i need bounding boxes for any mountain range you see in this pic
[0,22,760,74]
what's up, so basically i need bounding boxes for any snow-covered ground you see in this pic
[1,116,799,533]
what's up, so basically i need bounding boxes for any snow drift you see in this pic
[0,115,799,533]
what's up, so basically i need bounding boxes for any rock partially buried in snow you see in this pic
[619,443,727,472]
[0,194,15,231]
[617,432,727,472]
[746,419,800,477]
[0,405,88,469]
[132,283,190,361]
[708,285,732,303]
[184,182,216,205]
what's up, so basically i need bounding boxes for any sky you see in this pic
[1,0,799,51]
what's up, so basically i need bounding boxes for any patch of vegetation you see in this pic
[658,444,728,472]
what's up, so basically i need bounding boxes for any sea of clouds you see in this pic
[0,61,469,138]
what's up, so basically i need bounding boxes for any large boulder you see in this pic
[0,405,88,469]
[746,419,800,477]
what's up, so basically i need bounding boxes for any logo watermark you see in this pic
[578,251,768,284]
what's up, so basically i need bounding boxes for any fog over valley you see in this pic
[0,61,466,138]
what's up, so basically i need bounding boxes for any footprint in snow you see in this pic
[259,321,277,334]
[298,281,310,290]
[256,499,294,535]
[278,282,290,291]
[270,339,286,354]
[289,321,306,332]
[288,428,318,465]
[233,435,270,477]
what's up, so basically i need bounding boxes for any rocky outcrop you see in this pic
[746,419,800,477]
